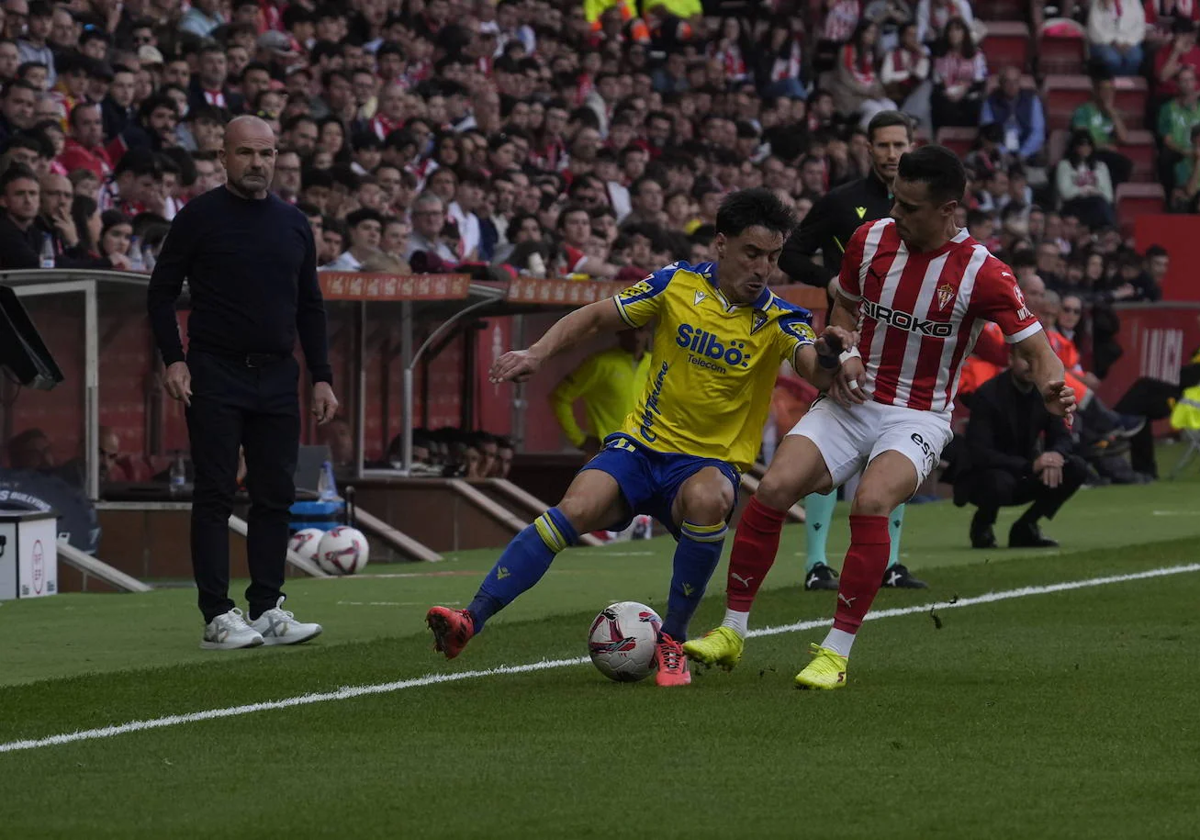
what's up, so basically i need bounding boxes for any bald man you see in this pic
[148,116,339,650]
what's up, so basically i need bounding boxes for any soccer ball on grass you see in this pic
[587,601,661,682]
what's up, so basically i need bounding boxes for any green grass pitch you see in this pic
[2,445,1200,838]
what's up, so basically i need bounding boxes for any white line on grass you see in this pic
[2,562,1198,755]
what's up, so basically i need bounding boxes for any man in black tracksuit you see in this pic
[148,116,339,650]
[777,111,930,591]
[953,351,1087,549]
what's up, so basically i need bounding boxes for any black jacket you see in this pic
[0,214,43,269]
[779,168,893,288]
[957,370,1073,481]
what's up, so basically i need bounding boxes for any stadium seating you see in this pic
[1037,27,1087,75]
[1044,75,1147,131]
[1115,183,1168,237]
[983,22,1032,72]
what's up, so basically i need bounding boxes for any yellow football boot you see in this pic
[794,643,848,690]
[682,626,744,671]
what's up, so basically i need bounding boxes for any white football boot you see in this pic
[247,597,323,646]
[201,608,265,650]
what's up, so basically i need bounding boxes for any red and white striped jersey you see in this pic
[835,218,1041,413]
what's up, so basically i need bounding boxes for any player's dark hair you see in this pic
[866,109,913,143]
[714,187,795,239]
[897,145,966,205]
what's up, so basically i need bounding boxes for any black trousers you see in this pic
[961,455,1088,527]
[1114,377,1179,478]
[186,350,300,622]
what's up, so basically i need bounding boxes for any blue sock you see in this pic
[660,521,728,642]
[804,490,838,572]
[887,503,906,569]
[467,508,578,633]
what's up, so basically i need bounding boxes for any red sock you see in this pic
[832,515,890,633]
[726,496,787,611]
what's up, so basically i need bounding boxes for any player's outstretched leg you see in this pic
[802,490,839,590]
[797,452,914,690]
[881,503,926,588]
[685,435,831,670]
[427,470,624,659]
[657,466,736,686]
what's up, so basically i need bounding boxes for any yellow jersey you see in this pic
[549,346,653,448]
[612,261,816,472]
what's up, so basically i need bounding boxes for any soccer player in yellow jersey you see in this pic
[427,189,856,686]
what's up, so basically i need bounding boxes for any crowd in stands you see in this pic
[0,0,1187,286]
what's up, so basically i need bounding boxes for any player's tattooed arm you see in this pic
[489,299,629,383]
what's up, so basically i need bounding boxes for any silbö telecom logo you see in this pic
[675,324,752,374]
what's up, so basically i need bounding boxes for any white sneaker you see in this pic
[201,608,264,650]
[247,597,323,646]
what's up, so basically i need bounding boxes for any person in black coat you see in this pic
[954,349,1088,549]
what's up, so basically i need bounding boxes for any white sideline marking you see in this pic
[2,563,1197,755]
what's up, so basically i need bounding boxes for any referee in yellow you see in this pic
[549,327,651,457]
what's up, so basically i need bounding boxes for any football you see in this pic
[316,526,370,575]
[587,601,662,682]
[288,528,326,563]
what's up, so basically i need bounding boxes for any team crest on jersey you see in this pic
[694,290,707,306]
[936,282,956,310]
[751,310,769,335]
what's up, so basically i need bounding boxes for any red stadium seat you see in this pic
[983,22,1032,72]
[1038,20,1087,75]
[1043,75,1093,130]
[1115,183,1166,237]
[1117,130,1159,181]
[982,0,1026,22]
[1112,76,1148,129]
[935,126,979,159]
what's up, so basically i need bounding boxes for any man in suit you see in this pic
[955,348,1088,549]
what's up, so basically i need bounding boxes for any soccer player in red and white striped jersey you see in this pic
[684,145,1077,688]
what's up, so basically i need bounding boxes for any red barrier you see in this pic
[1096,304,1200,407]
[1133,215,1200,303]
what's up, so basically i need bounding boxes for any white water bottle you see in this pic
[169,451,187,495]
[318,460,338,501]
[39,235,55,268]
[128,235,144,271]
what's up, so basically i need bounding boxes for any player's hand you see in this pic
[311,382,339,425]
[817,325,858,357]
[164,361,192,407]
[830,355,867,407]
[490,348,542,383]
[1042,379,1077,423]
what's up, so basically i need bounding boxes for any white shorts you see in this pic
[787,397,953,490]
